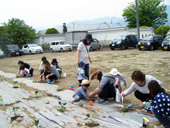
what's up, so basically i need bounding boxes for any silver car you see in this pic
[89,38,102,52]
[0,49,4,58]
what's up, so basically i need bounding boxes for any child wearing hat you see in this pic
[70,79,90,104]
[77,61,87,86]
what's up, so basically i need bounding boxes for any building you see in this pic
[33,23,154,46]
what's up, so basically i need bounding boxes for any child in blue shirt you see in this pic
[70,79,90,104]
[141,80,170,128]
[77,61,87,86]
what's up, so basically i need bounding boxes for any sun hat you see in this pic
[51,58,58,64]
[90,68,100,80]
[78,61,85,68]
[84,34,93,42]
[81,79,91,86]
[109,68,120,75]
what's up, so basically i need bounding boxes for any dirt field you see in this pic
[0,47,170,106]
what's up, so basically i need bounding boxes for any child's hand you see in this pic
[141,109,145,113]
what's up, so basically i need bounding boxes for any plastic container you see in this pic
[26,75,29,78]
[89,100,93,106]
[70,85,74,88]
[48,81,51,84]
[128,104,133,108]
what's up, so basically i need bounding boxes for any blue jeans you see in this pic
[153,111,170,128]
[84,63,89,79]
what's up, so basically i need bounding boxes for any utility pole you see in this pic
[135,0,140,42]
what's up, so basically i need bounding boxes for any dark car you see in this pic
[2,45,23,57]
[161,35,170,51]
[109,35,138,50]
[89,38,102,52]
[138,35,163,51]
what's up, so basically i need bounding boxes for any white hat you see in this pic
[109,68,120,75]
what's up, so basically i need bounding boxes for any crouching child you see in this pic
[17,65,29,77]
[70,79,90,104]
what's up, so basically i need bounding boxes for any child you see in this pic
[51,58,62,77]
[39,56,47,80]
[77,61,87,86]
[17,65,29,77]
[141,80,170,128]
[18,60,34,77]
[70,79,90,104]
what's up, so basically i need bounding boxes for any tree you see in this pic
[63,23,67,33]
[3,18,35,46]
[0,26,10,45]
[155,26,170,38]
[45,28,59,34]
[122,0,168,29]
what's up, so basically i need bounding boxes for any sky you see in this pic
[1,0,170,29]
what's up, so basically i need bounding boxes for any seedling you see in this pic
[34,119,42,128]
[35,91,39,99]
[84,113,99,127]
[58,101,67,112]
[0,99,4,106]
[123,105,128,112]
[14,81,18,83]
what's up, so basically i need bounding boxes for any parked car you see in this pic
[161,35,170,51]
[22,44,43,54]
[0,49,4,58]
[109,35,138,50]
[138,35,163,51]
[89,38,102,52]
[1,45,23,57]
[50,41,72,52]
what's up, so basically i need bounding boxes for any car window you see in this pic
[93,39,98,43]
[7,45,19,50]
[142,36,153,41]
[28,44,39,47]
[51,42,55,45]
[115,35,126,40]
[164,35,170,41]
[56,42,59,45]
[154,37,158,41]
[24,45,27,48]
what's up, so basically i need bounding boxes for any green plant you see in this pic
[35,91,39,99]
[0,99,3,105]
[84,113,97,125]
[123,105,128,112]
[12,107,18,116]
[14,81,18,83]
[58,101,67,112]
[34,119,42,128]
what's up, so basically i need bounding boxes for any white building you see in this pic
[33,23,154,46]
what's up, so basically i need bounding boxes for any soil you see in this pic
[0,48,170,107]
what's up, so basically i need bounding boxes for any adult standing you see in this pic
[121,70,164,104]
[89,68,116,103]
[77,34,93,79]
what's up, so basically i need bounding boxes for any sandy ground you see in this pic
[0,47,170,106]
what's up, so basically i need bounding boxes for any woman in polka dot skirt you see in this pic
[142,80,170,128]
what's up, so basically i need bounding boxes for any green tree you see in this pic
[155,26,170,38]
[63,23,67,33]
[0,26,10,45]
[45,28,59,34]
[4,18,35,46]
[122,0,167,28]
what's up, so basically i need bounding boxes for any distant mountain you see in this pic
[35,5,170,33]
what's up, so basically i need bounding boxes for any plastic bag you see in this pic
[115,88,120,103]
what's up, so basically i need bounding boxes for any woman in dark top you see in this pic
[18,60,34,77]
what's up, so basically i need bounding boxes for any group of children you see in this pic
[17,56,62,83]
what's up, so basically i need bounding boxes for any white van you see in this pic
[50,41,73,52]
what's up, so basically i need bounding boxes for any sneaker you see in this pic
[99,99,108,103]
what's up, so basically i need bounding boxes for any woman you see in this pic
[142,80,170,128]
[121,70,163,103]
[77,34,93,79]
[89,68,118,103]
[51,58,62,77]
[39,60,59,83]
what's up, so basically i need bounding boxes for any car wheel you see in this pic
[150,46,154,51]
[60,48,64,52]
[29,50,32,54]
[110,47,115,50]
[120,44,125,50]
[139,48,142,50]
[89,47,93,52]
[50,48,54,52]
